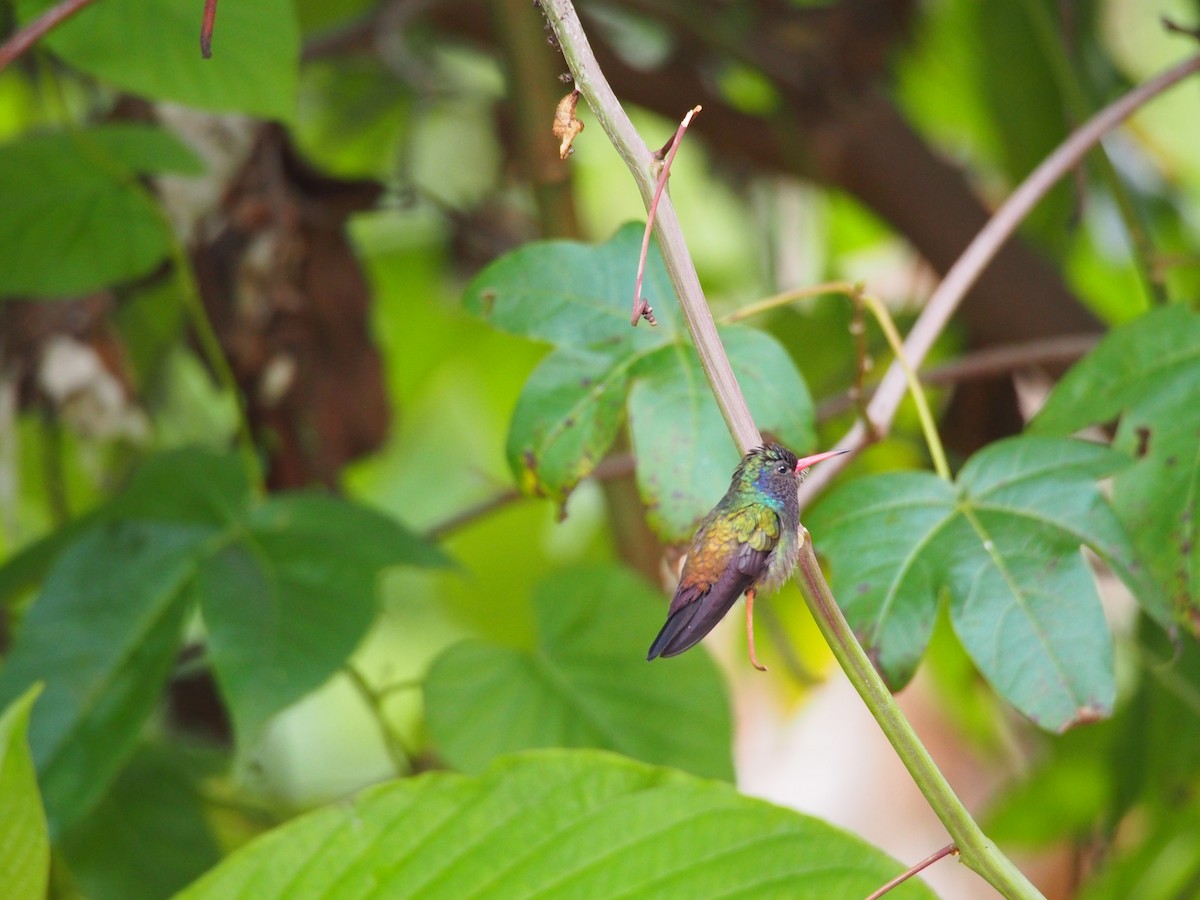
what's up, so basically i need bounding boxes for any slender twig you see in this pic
[0,0,99,72]
[728,290,1097,386]
[200,0,219,58]
[155,209,261,486]
[1163,17,1200,41]
[728,281,952,476]
[423,452,639,541]
[864,843,959,900]
[343,663,413,774]
[720,280,858,324]
[631,105,701,326]
[376,676,425,698]
[922,333,1097,384]
[858,290,951,481]
[816,334,1099,422]
[424,487,522,541]
[540,3,1043,896]
[797,51,1200,507]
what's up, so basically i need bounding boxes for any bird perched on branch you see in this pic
[647,442,846,670]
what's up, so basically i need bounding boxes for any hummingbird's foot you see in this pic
[745,589,767,672]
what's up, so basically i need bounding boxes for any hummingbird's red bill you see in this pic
[793,448,850,473]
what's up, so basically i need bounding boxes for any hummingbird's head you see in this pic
[738,443,801,500]
[735,443,849,500]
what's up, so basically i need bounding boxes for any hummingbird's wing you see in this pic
[646,504,779,660]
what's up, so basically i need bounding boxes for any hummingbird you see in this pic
[647,443,847,670]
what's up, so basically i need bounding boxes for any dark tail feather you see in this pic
[647,604,700,660]
[646,590,742,661]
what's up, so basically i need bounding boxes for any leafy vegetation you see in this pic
[1,0,1199,897]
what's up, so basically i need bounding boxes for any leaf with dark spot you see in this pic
[809,436,1140,732]
[1034,305,1200,634]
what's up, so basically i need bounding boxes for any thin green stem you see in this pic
[857,291,951,482]
[720,280,857,325]
[795,540,1041,897]
[157,217,261,487]
[376,676,425,698]
[38,405,70,526]
[725,282,952,480]
[343,663,413,775]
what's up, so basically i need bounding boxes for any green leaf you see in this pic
[1033,305,1200,633]
[0,125,200,298]
[17,0,299,120]
[0,514,101,609]
[0,686,49,900]
[198,493,449,744]
[2,447,245,608]
[466,227,818,537]
[506,345,633,503]
[0,521,203,831]
[113,447,252,526]
[175,751,935,900]
[60,744,222,900]
[810,472,955,684]
[463,222,678,349]
[810,436,1138,731]
[2,448,445,772]
[425,565,733,780]
[975,0,1072,251]
[629,327,815,540]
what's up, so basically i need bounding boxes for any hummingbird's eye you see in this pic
[775,463,789,474]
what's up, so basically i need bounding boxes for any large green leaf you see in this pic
[506,344,634,504]
[175,750,935,900]
[199,493,448,744]
[629,327,815,540]
[0,686,49,900]
[0,449,447,826]
[0,125,201,298]
[810,436,1142,732]
[462,222,679,349]
[0,522,203,831]
[424,566,733,780]
[466,226,818,541]
[0,448,248,607]
[17,0,299,120]
[60,745,222,900]
[112,447,252,525]
[1033,305,1200,633]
